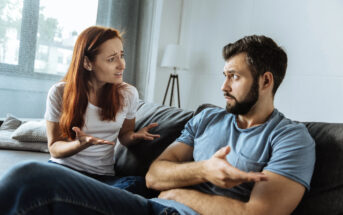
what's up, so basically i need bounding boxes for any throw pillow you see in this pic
[0,114,22,130]
[11,120,47,142]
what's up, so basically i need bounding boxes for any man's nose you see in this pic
[221,78,231,92]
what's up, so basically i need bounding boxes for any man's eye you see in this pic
[233,75,239,80]
[121,54,125,59]
[108,58,114,62]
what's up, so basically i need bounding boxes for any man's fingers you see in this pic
[222,165,267,183]
[214,146,231,159]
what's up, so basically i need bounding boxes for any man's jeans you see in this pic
[0,161,180,215]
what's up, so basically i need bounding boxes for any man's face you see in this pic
[221,53,259,115]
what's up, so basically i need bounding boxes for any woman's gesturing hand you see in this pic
[72,127,116,146]
[132,123,160,141]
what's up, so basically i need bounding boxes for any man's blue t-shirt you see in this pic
[152,107,316,214]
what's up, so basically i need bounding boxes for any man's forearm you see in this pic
[160,188,248,215]
[146,160,207,190]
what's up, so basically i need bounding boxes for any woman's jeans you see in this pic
[47,160,158,199]
[0,161,180,215]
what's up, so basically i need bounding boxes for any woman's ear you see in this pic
[83,56,92,71]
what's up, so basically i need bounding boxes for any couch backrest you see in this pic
[293,122,343,215]
[114,100,193,176]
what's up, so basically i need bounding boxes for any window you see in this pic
[0,0,22,65]
[0,0,99,118]
[0,0,98,78]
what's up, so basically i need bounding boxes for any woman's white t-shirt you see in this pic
[44,82,139,175]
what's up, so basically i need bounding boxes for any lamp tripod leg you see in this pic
[176,74,181,108]
[170,74,175,106]
[163,74,173,105]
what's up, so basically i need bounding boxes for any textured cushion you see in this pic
[114,100,194,176]
[11,120,47,142]
[0,114,22,131]
[293,122,343,215]
[0,129,49,153]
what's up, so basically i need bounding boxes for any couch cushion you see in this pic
[114,100,194,176]
[0,114,22,131]
[0,129,49,153]
[11,120,47,142]
[293,122,343,215]
[0,115,48,153]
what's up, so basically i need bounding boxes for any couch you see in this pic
[0,101,342,214]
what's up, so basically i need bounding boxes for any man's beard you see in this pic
[225,80,259,115]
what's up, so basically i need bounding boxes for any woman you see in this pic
[44,26,159,184]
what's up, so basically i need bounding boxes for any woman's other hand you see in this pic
[132,123,160,141]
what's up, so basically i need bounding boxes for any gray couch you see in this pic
[1,101,342,214]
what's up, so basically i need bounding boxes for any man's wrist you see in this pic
[199,160,209,182]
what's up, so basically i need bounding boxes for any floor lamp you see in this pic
[160,44,188,108]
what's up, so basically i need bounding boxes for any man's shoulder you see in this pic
[273,110,309,132]
[271,110,314,146]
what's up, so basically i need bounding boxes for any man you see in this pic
[0,35,315,215]
[146,35,315,214]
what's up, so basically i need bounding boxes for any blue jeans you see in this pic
[48,160,159,198]
[0,161,180,215]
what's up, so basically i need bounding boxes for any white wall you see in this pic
[153,0,343,122]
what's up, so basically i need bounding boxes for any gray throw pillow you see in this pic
[11,120,47,142]
[0,114,22,130]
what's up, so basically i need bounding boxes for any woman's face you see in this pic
[89,37,125,86]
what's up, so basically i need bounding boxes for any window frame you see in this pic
[0,0,102,81]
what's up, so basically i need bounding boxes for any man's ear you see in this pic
[83,56,92,71]
[261,72,274,90]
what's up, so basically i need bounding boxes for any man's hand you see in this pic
[203,146,267,188]
[132,123,160,141]
[72,127,115,146]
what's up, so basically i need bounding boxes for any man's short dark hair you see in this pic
[222,35,287,95]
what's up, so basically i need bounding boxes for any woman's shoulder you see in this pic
[48,81,66,96]
[50,81,66,91]
[121,83,138,97]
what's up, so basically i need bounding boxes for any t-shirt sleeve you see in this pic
[264,124,316,190]
[175,109,207,147]
[44,83,63,122]
[125,86,139,119]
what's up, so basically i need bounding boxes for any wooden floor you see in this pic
[0,149,50,177]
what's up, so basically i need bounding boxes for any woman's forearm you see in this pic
[49,139,91,158]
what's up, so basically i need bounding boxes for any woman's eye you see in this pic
[108,57,115,62]
[121,54,125,59]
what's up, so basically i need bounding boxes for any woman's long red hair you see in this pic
[60,26,126,139]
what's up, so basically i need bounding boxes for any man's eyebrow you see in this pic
[223,69,237,74]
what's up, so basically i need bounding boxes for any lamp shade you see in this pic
[161,44,188,69]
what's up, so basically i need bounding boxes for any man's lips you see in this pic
[224,93,235,100]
